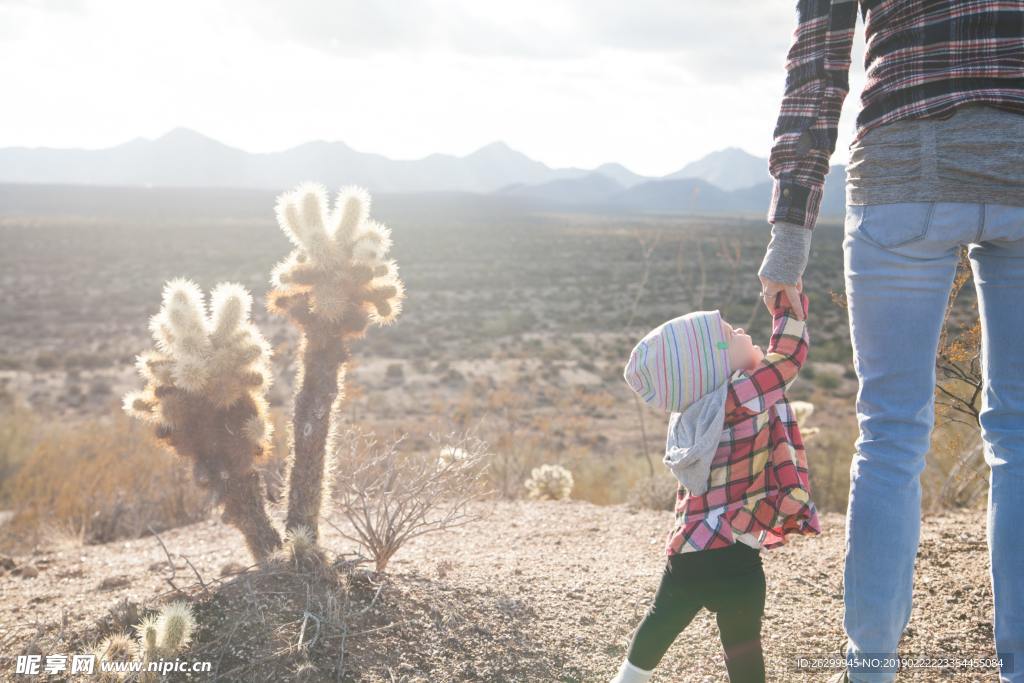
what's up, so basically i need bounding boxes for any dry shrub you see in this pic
[626,473,679,512]
[3,414,213,548]
[329,427,492,572]
[927,424,987,512]
[0,398,37,507]
[801,414,859,514]
[530,441,660,507]
[461,383,609,502]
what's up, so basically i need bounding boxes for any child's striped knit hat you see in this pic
[623,310,732,413]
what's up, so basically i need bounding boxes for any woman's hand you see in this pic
[759,274,804,321]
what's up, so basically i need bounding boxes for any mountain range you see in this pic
[0,128,847,219]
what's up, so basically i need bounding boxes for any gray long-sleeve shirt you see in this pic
[760,104,1024,285]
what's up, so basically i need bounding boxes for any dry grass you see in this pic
[0,414,213,552]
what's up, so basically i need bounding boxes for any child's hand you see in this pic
[759,275,804,321]
[771,287,809,320]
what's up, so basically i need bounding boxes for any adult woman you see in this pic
[757,3,1024,683]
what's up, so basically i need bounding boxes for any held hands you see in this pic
[759,274,804,321]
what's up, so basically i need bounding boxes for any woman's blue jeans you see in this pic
[842,201,1024,683]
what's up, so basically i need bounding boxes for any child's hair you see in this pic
[623,309,731,413]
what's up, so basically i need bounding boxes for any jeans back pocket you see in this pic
[846,202,935,249]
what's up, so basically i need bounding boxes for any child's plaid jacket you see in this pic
[666,290,821,556]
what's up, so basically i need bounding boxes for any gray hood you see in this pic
[663,380,729,496]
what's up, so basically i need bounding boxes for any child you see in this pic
[613,287,820,683]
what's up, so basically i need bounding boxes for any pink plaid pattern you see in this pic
[666,291,821,555]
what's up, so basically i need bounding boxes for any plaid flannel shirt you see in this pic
[666,291,820,556]
[768,0,1024,231]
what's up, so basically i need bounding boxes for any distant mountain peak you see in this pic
[666,146,769,191]
[155,127,215,142]
[473,140,513,153]
[289,138,355,152]
[592,161,647,189]
[0,130,845,218]
[149,128,241,154]
[704,146,761,160]
[467,140,530,161]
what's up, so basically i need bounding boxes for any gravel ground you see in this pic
[0,499,1001,682]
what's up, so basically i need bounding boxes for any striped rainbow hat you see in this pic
[623,310,732,413]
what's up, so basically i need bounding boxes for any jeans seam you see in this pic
[847,510,859,680]
[975,203,986,243]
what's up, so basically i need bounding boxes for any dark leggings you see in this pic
[625,542,766,683]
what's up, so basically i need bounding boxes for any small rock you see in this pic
[148,560,184,572]
[98,575,131,590]
[220,561,248,576]
[18,564,39,579]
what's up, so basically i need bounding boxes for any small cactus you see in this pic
[269,523,330,577]
[268,183,404,543]
[133,601,196,683]
[92,632,136,681]
[154,601,195,654]
[122,279,282,560]
[524,464,574,501]
[133,613,160,660]
[790,400,820,439]
[790,400,815,423]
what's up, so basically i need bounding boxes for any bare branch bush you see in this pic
[934,246,986,508]
[328,427,494,572]
[935,247,983,427]
[936,431,987,509]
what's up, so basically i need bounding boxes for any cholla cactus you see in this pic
[268,183,405,542]
[790,400,820,439]
[154,601,195,654]
[122,279,282,560]
[90,602,198,683]
[790,400,814,423]
[269,523,329,575]
[524,464,574,501]
[134,613,160,660]
[91,632,136,682]
[133,601,196,683]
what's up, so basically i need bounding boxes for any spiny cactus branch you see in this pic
[270,183,404,543]
[123,279,282,561]
[284,339,349,539]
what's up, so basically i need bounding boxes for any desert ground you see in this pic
[0,500,1000,681]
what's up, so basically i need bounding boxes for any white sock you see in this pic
[610,658,654,683]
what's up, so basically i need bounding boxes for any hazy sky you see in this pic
[0,0,867,177]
